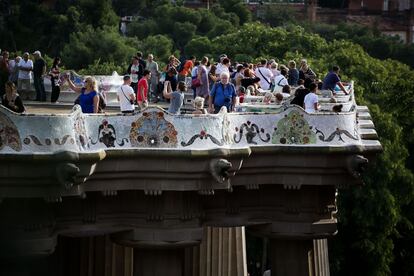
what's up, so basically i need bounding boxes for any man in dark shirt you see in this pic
[137,51,146,81]
[165,67,178,92]
[33,50,46,101]
[322,65,348,95]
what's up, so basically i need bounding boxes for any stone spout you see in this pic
[209,158,232,184]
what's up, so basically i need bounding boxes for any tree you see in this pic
[61,26,137,70]
[172,21,197,52]
[140,34,174,63]
[185,36,213,59]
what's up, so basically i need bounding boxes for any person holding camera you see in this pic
[163,80,185,115]
[208,72,237,114]
[117,75,136,114]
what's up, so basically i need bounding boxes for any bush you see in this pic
[61,26,138,70]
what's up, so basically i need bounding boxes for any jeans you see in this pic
[34,76,46,101]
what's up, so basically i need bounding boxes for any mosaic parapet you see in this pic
[0,104,381,155]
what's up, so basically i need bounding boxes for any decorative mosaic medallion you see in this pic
[272,110,316,144]
[0,112,21,152]
[90,119,128,147]
[129,111,177,148]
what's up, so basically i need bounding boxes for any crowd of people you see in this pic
[0,48,349,114]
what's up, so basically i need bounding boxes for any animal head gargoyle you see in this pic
[209,158,232,184]
[347,155,368,179]
[55,163,80,189]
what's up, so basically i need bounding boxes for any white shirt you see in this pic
[18,59,33,80]
[130,64,139,83]
[304,92,318,113]
[215,63,229,76]
[271,68,280,77]
[263,270,271,276]
[255,66,273,90]
[117,84,135,112]
[272,75,288,92]
[191,66,198,77]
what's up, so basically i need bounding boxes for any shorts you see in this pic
[18,78,31,91]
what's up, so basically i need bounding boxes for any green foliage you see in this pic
[77,0,118,28]
[61,26,137,70]
[185,37,213,59]
[218,0,251,25]
[173,21,197,50]
[78,59,128,75]
[140,35,174,64]
[2,3,414,274]
[305,22,414,68]
[127,19,159,39]
[257,4,298,27]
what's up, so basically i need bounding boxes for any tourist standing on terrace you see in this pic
[165,67,178,92]
[288,60,299,86]
[117,75,135,113]
[208,64,218,89]
[178,56,195,82]
[255,59,273,91]
[233,64,244,91]
[129,57,140,93]
[137,70,151,110]
[2,81,25,113]
[145,54,159,102]
[8,55,21,86]
[0,51,10,97]
[165,55,180,72]
[163,80,185,115]
[270,61,280,77]
[196,56,210,99]
[322,65,348,95]
[33,51,46,101]
[208,72,236,114]
[17,52,33,99]
[272,68,289,93]
[299,59,316,88]
[303,82,319,113]
[50,57,61,103]
[136,52,146,81]
[215,57,230,77]
[66,76,99,113]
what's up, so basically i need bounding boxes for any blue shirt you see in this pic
[322,72,340,90]
[168,91,184,115]
[210,82,236,111]
[79,89,97,113]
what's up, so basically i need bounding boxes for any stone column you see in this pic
[312,239,330,276]
[198,227,247,276]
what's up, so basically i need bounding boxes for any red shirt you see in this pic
[179,60,193,76]
[137,78,148,102]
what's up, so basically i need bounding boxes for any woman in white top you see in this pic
[303,82,319,113]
